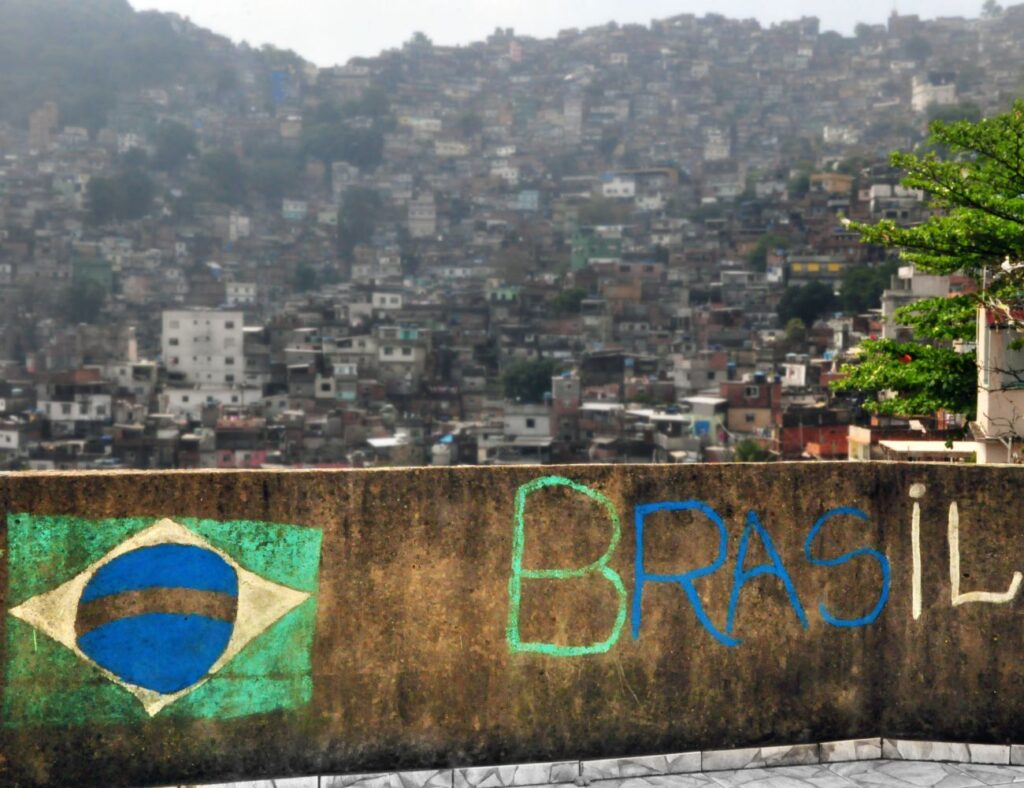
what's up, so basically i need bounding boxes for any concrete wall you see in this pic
[1,463,1024,786]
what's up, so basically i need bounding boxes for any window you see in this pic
[169,320,180,329]
[526,418,536,428]
[169,338,179,346]
[745,413,756,423]
[384,347,394,356]
[401,347,412,356]
[744,385,759,398]
[225,321,235,329]
[225,357,235,365]
[320,382,332,392]
[182,395,190,403]
[225,374,234,383]
[1003,339,1024,388]
[61,403,71,415]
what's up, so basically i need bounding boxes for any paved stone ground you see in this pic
[169,739,1024,788]
[596,760,1024,786]
[177,760,1024,788]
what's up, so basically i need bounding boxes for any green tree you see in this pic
[337,187,384,260]
[62,280,106,324]
[777,281,838,326]
[839,260,899,314]
[983,0,1003,18]
[854,23,876,40]
[577,197,630,225]
[250,156,302,204]
[903,35,932,62]
[551,288,587,315]
[302,89,388,171]
[114,168,155,218]
[344,87,390,119]
[408,31,432,48]
[747,233,789,271]
[734,439,773,462]
[926,103,982,126]
[86,176,117,225]
[86,168,154,225]
[836,102,1024,416]
[599,129,621,158]
[502,358,558,403]
[784,318,807,346]
[293,263,317,292]
[120,147,149,170]
[198,150,246,205]
[457,111,484,138]
[787,171,811,200]
[61,87,115,137]
[302,121,383,170]
[214,66,240,97]
[831,297,978,417]
[153,120,197,171]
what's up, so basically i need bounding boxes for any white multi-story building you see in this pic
[703,127,731,161]
[371,291,403,311]
[490,162,520,185]
[911,74,957,113]
[162,385,262,420]
[226,282,258,308]
[38,395,112,423]
[880,266,952,340]
[408,193,437,239]
[601,174,637,199]
[162,309,245,385]
[973,306,1024,463]
[434,140,470,158]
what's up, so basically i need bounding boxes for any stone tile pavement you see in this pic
[167,738,1024,788]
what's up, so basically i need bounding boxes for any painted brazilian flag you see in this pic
[4,514,323,726]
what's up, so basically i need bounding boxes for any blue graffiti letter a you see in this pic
[726,511,809,639]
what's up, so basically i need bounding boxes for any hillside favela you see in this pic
[17,2,1024,788]
[3,0,1024,472]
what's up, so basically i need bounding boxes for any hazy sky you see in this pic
[129,1,988,66]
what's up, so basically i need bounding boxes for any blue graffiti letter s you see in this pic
[804,507,890,628]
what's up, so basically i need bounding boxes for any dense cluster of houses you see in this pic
[3,6,1024,468]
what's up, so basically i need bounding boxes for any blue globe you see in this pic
[75,543,239,694]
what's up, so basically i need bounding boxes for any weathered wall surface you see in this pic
[1,463,1023,786]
